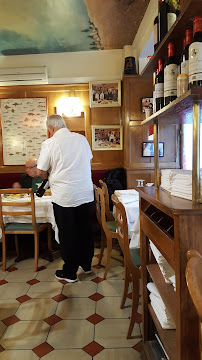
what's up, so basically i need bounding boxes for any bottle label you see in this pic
[164,64,178,97]
[154,23,158,46]
[181,60,189,75]
[155,83,164,98]
[189,42,202,82]
[167,13,177,31]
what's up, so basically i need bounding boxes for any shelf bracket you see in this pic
[192,101,201,204]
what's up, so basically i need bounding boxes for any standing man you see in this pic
[37,114,94,283]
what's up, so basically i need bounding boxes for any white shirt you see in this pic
[37,128,94,207]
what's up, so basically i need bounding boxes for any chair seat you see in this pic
[106,221,117,232]
[5,223,44,231]
[130,248,140,267]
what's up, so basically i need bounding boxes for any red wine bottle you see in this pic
[164,42,178,105]
[181,29,192,75]
[189,16,202,88]
[155,59,164,111]
[167,2,177,32]
[154,16,159,52]
[158,0,168,43]
[36,179,49,197]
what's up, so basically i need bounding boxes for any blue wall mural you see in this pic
[0,0,102,56]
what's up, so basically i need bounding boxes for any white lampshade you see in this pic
[56,96,82,117]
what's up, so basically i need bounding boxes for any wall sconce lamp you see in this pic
[56,96,83,117]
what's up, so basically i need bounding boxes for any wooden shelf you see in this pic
[141,87,202,126]
[148,304,176,360]
[147,264,176,324]
[141,0,202,77]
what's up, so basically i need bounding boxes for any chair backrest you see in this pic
[94,184,115,236]
[99,180,114,221]
[93,184,102,226]
[0,188,37,231]
[186,250,202,356]
[111,193,140,277]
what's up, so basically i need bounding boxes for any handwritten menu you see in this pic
[1,98,47,165]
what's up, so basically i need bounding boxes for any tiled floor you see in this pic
[0,248,142,359]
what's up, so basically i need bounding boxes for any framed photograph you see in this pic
[141,97,153,113]
[92,125,123,151]
[142,142,164,157]
[89,80,121,108]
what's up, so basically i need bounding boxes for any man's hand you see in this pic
[37,169,48,179]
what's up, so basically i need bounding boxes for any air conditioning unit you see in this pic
[0,66,48,86]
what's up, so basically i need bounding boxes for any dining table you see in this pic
[113,189,140,249]
[0,194,58,242]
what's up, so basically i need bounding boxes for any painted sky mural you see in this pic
[0,0,102,56]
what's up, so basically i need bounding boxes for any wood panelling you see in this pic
[122,76,180,188]
[0,84,123,173]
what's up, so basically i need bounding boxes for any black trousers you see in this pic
[53,202,94,277]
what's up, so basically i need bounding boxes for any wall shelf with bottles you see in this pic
[141,0,202,77]
[141,86,202,126]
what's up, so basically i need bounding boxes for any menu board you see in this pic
[1,98,47,165]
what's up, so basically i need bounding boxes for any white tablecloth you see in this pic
[0,195,58,242]
[113,190,140,249]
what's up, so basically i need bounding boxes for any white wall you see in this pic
[0,49,124,84]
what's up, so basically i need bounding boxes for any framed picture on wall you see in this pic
[92,125,123,150]
[141,97,153,113]
[89,80,121,108]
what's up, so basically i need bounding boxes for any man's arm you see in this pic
[37,169,48,179]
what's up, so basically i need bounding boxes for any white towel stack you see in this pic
[161,169,202,201]
[147,282,176,330]
[114,189,139,205]
[149,241,175,284]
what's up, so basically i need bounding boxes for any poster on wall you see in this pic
[1,98,47,165]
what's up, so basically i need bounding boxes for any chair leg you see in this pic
[34,232,39,272]
[98,227,105,265]
[47,224,53,261]
[127,276,140,339]
[103,235,113,280]
[2,233,6,271]
[14,234,19,257]
[121,263,130,309]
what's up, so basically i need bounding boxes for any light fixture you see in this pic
[56,96,83,117]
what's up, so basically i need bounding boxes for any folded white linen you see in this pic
[147,282,160,298]
[149,241,175,284]
[114,189,139,197]
[149,292,176,329]
[121,196,139,205]
[129,215,140,249]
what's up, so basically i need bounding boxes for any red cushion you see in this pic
[0,173,23,189]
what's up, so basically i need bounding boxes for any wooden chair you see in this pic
[186,250,202,357]
[99,180,114,221]
[93,184,118,279]
[112,193,141,339]
[0,188,52,272]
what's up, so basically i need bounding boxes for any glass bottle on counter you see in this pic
[189,16,202,88]
[164,42,178,105]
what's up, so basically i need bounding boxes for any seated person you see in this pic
[13,157,43,192]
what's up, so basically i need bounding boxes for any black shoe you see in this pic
[79,266,92,274]
[55,270,77,283]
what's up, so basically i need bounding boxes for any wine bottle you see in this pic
[158,0,168,43]
[36,179,49,197]
[164,42,178,105]
[189,16,202,88]
[154,16,159,52]
[181,29,192,75]
[153,70,156,114]
[155,59,164,111]
[167,2,177,32]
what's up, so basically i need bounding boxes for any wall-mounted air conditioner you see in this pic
[0,66,48,86]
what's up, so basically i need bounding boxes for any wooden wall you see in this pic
[0,83,123,174]
[122,75,180,188]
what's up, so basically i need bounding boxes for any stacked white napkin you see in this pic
[147,282,176,329]
[169,275,176,292]
[149,241,175,284]
[114,189,139,205]
[161,169,202,201]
